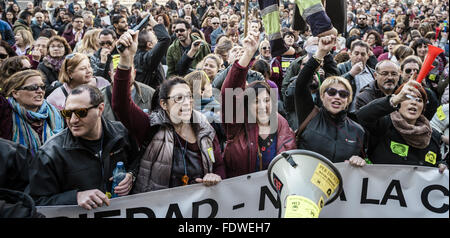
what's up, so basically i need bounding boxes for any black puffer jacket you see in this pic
[28,118,140,206]
[295,55,366,163]
[0,138,31,192]
[356,96,445,167]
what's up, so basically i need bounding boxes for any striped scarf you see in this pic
[8,97,65,156]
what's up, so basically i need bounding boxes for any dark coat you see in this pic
[0,188,44,218]
[356,96,445,167]
[37,61,61,97]
[134,24,170,89]
[0,138,31,192]
[61,25,86,49]
[355,80,387,111]
[28,118,140,206]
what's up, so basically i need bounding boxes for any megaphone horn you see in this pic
[267,150,343,218]
[416,44,444,84]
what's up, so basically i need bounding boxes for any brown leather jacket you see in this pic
[132,109,225,193]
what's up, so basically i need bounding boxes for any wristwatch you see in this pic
[128,171,136,183]
[389,95,400,109]
[312,55,324,65]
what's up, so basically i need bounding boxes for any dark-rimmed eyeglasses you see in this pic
[61,105,99,119]
[99,41,113,46]
[377,71,399,77]
[325,88,350,99]
[165,94,193,103]
[262,47,271,50]
[17,84,46,91]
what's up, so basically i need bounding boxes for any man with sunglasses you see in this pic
[399,55,439,120]
[90,29,118,82]
[166,19,211,77]
[351,13,374,38]
[29,85,140,210]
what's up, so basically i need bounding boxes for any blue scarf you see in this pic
[9,97,65,156]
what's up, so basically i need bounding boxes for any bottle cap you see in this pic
[116,161,124,168]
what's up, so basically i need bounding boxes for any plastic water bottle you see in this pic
[111,161,126,198]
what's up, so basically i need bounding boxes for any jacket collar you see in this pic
[62,117,124,151]
[321,107,347,123]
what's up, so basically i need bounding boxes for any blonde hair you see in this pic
[3,70,44,97]
[183,70,210,93]
[197,53,223,73]
[75,28,101,55]
[15,29,34,47]
[59,53,89,84]
[320,76,354,104]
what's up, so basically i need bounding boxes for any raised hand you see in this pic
[315,35,336,59]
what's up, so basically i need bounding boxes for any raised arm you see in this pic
[221,32,259,126]
[295,35,336,125]
[143,17,171,72]
[111,30,151,145]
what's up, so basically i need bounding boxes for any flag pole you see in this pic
[244,0,249,37]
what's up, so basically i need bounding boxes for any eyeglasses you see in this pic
[212,22,220,25]
[358,18,367,20]
[165,94,193,103]
[99,41,113,46]
[377,71,399,77]
[262,47,271,50]
[404,68,419,74]
[325,87,350,99]
[174,29,186,33]
[61,105,99,119]
[405,94,423,103]
[0,53,8,59]
[17,84,46,91]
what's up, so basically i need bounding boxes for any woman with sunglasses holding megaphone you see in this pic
[0,70,64,156]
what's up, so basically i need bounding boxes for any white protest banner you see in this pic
[37,163,449,218]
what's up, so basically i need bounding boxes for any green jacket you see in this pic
[166,34,210,78]
[13,20,31,35]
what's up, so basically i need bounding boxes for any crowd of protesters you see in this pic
[0,0,448,216]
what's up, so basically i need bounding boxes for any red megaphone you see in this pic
[416,44,444,84]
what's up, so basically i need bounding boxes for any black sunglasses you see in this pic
[99,41,113,46]
[262,47,271,50]
[212,22,219,25]
[174,29,186,33]
[61,105,99,119]
[404,68,419,74]
[17,84,46,91]
[325,87,350,99]
[0,53,8,59]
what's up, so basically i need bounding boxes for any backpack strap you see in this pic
[295,106,320,141]
[60,85,69,98]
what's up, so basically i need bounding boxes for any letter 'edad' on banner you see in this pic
[37,164,449,218]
